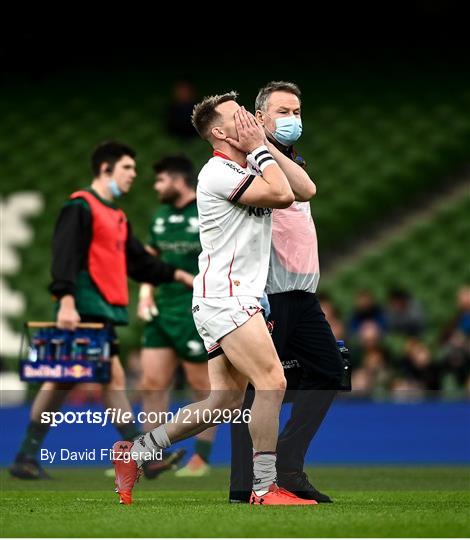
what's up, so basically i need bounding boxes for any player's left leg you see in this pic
[175,360,216,477]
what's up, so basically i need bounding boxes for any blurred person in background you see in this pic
[66,383,103,405]
[318,292,346,340]
[440,286,470,343]
[9,141,193,480]
[393,338,440,397]
[351,321,392,395]
[385,287,426,336]
[349,289,386,335]
[438,286,470,390]
[123,349,143,402]
[137,155,216,477]
[167,80,198,139]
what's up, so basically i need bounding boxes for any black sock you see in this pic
[18,420,50,460]
[195,439,213,463]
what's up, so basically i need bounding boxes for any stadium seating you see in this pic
[321,193,470,340]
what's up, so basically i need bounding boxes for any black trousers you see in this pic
[229,291,343,501]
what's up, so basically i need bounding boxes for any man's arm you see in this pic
[126,223,193,288]
[145,245,159,257]
[265,140,316,202]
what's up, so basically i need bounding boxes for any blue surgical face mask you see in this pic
[272,116,303,146]
[108,179,123,198]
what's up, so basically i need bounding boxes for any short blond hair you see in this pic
[191,91,238,141]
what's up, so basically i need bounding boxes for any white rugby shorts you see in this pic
[192,295,262,359]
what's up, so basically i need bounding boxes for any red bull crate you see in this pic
[19,322,112,383]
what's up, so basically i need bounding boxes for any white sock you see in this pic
[253,450,277,495]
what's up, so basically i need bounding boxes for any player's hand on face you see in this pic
[137,296,159,322]
[57,303,81,331]
[226,106,266,153]
[247,109,268,144]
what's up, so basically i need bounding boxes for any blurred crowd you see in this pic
[319,285,470,399]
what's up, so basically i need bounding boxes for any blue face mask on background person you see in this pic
[108,179,123,198]
[272,116,303,146]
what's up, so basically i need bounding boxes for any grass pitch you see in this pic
[1,466,469,537]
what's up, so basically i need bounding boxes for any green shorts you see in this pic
[142,311,207,363]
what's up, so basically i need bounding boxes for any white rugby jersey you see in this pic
[193,151,273,299]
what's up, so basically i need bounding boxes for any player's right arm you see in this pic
[227,107,295,209]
